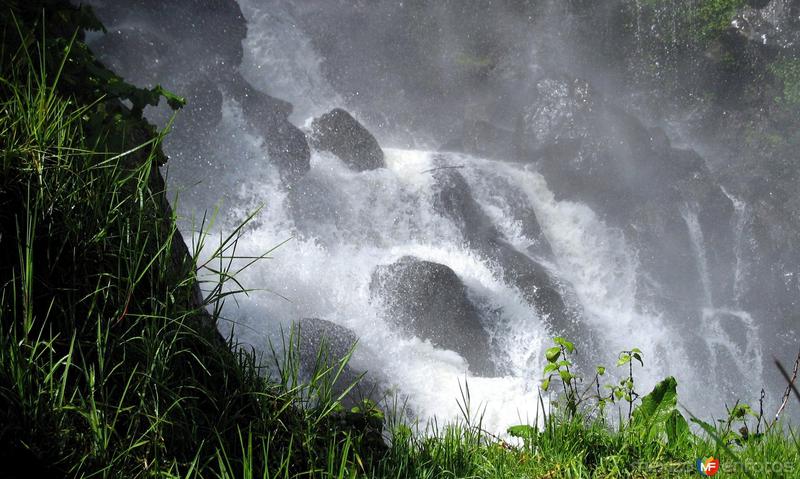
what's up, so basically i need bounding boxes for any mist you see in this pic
[85,0,800,431]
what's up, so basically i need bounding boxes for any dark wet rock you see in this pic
[431,165,552,257]
[627,199,705,318]
[491,239,572,322]
[309,109,385,171]
[430,166,574,327]
[170,76,223,143]
[432,167,501,249]
[89,0,247,79]
[515,75,742,321]
[88,0,310,187]
[227,77,311,186]
[515,76,708,218]
[370,256,496,376]
[294,318,382,407]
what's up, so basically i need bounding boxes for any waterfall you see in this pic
[681,206,714,307]
[84,0,791,433]
[720,186,750,306]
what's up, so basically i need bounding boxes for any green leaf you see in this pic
[731,403,755,420]
[543,363,559,374]
[617,354,631,367]
[541,377,551,391]
[545,347,561,363]
[507,424,536,438]
[631,348,642,354]
[559,369,574,382]
[665,409,690,445]
[632,376,679,438]
[154,85,186,110]
[632,352,644,366]
[596,366,606,376]
[554,337,575,353]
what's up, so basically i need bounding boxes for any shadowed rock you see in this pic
[309,109,385,171]
[229,77,311,186]
[294,318,381,408]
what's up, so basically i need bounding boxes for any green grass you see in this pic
[2,2,800,478]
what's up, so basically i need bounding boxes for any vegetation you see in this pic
[691,0,747,42]
[2,1,800,478]
[769,58,800,107]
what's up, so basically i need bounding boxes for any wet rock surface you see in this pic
[370,256,496,376]
[309,109,385,171]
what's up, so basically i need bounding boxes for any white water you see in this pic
[202,148,553,432]
[176,1,764,434]
[680,201,761,401]
[682,206,714,307]
[720,186,751,306]
[194,140,719,433]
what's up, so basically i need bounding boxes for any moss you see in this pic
[769,59,800,106]
[692,0,747,42]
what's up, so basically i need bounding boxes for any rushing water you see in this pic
[86,0,792,434]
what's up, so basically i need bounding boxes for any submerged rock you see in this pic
[369,256,496,376]
[309,108,385,171]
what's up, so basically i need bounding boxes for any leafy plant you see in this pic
[614,348,643,421]
[631,376,690,445]
[541,337,580,417]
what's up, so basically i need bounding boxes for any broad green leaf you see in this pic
[631,348,642,354]
[541,376,551,391]
[596,366,606,376]
[507,424,536,438]
[617,354,631,367]
[665,409,690,445]
[543,363,559,374]
[559,369,574,382]
[554,337,575,353]
[632,376,679,438]
[546,346,561,363]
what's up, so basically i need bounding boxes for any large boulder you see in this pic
[309,109,385,171]
[370,256,496,376]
